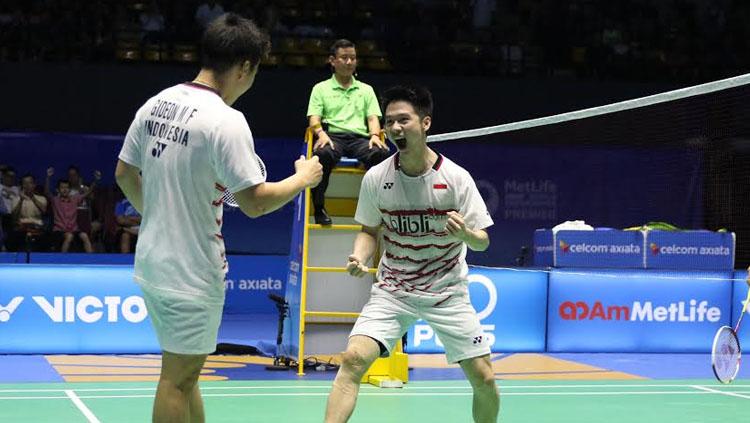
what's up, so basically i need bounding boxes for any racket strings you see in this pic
[219,154,266,209]
[712,326,741,383]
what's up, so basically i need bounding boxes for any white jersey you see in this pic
[355,153,493,306]
[119,83,266,301]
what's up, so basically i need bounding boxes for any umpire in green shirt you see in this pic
[307,39,390,225]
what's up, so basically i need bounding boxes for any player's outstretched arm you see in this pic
[115,160,143,214]
[346,225,379,277]
[233,155,322,218]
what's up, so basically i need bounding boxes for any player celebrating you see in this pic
[116,14,321,423]
[324,86,499,423]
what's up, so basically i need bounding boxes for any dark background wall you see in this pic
[5,63,749,266]
[0,62,680,137]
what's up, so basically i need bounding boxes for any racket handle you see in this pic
[734,288,750,333]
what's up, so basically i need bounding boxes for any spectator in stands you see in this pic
[195,0,224,29]
[307,39,390,225]
[140,1,166,45]
[44,167,100,253]
[115,197,140,253]
[0,166,5,251]
[7,174,48,252]
[260,3,289,36]
[67,165,102,249]
[1,166,19,249]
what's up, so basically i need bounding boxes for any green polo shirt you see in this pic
[306,75,381,137]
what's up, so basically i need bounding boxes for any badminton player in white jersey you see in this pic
[115,14,322,423]
[324,86,499,423]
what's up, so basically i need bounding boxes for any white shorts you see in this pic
[350,286,490,363]
[139,283,225,355]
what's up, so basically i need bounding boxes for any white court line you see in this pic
[3,391,750,400]
[691,385,750,400]
[1,383,750,393]
[64,390,101,423]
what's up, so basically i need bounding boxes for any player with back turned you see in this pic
[116,13,321,422]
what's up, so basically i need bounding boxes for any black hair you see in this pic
[57,179,70,188]
[21,173,35,182]
[329,39,356,56]
[201,13,271,74]
[380,85,434,119]
[67,165,80,174]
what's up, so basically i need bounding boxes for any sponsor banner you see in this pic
[533,229,553,267]
[280,146,309,357]
[554,230,644,268]
[223,255,288,314]
[547,269,732,352]
[645,231,735,270]
[732,271,750,348]
[405,266,548,353]
[30,253,135,265]
[0,253,19,263]
[431,141,703,267]
[0,264,159,353]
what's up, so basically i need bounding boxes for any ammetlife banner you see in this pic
[405,267,548,353]
[547,269,733,352]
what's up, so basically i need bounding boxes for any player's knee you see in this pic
[340,349,369,376]
[471,372,497,394]
[164,369,200,394]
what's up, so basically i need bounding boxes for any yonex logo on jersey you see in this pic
[383,182,394,189]
[473,336,482,345]
[0,297,24,323]
[152,141,167,158]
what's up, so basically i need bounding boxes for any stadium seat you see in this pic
[172,44,198,63]
[283,54,311,67]
[115,48,141,62]
[276,37,301,54]
[262,53,282,67]
[301,38,327,54]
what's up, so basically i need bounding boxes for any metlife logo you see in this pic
[0,295,148,324]
[558,299,721,323]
